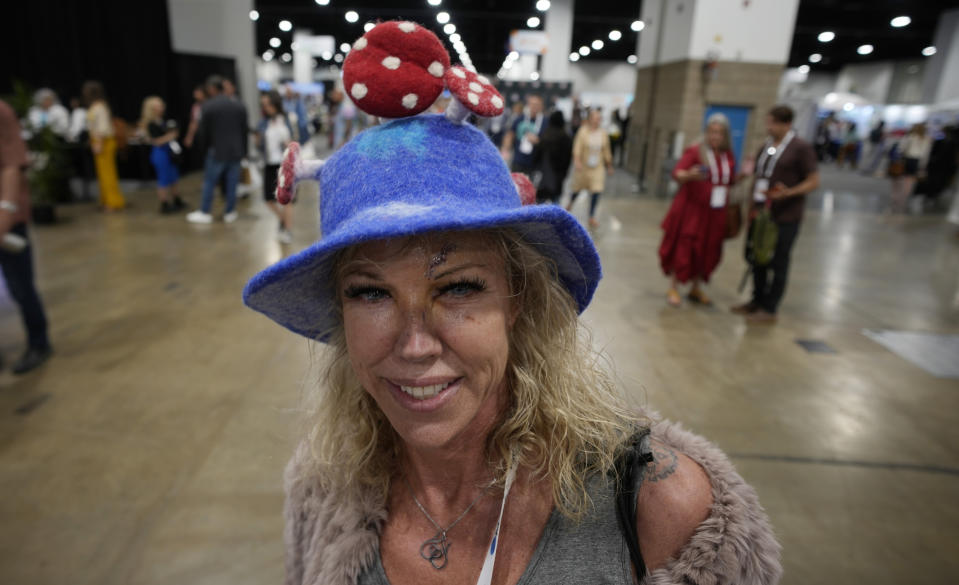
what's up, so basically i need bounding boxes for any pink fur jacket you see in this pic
[283,417,783,585]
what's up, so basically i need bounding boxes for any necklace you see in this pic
[405,476,495,570]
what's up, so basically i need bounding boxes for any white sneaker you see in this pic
[186,210,213,224]
[277,228,293,244]
[223,211,239,223]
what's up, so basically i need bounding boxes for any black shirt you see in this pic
[198,95,249,162]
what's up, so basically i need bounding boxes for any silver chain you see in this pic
[405,476,495,570]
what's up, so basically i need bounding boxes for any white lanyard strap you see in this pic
[756,130,794,178]
[475,461,518,585]
[706,150,730,185]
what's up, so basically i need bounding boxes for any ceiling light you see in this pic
[315,0,330,4]
[449,33,461,42]
[527,16,540,28]
[503,61,514,70]
[631,20,645,32]
[279,20,293,32]
[321,50,333,60]
[809,53,822,63]
[291,41,300,50]
[922,46,936,57]
[262,50,273,61]
[579,46,590,56]
[857,44,873,55]
[444,23,456,34]
[798,65,810,74]
[436,11,450,24]
[609,30,622,41]
[269,37,281,48]
[345,11,359,23]
[569,52,580,62]
[627,54,638,64]
[890,16,911,28]
[340,42,351,53]
[508,51,519,60]
[531,72,540,80]
[592,40,604,50]
[281,53,292,62]
[818,31,835,42]
[364,22,375,32]
[536,0,551,11]
[843,102,854,111]
[428,0,442,5]
[334,53,344,62]
[249,10,259,21]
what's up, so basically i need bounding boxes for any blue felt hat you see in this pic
[242,114,601,341]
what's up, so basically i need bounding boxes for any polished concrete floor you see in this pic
[1,164,957,584]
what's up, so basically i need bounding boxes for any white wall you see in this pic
[779,70,839,102]
[167,0,258,121]
[639,0,799,67]
[835,62,893,104]
[569,61,638,95]
[888,61,927,104]
[542,0,573,82]
[922,8,959,105]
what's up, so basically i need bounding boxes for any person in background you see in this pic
[733,104,819,323]
[27,89,70,138]
[283,86,310,144]
[139,96,185,214]
[222,78,238,100]
[501,94,545,174]
[331,88,357,150]
[83,81,125,212]
[836,122,859,169]
[0,100,53,374]
[659,113,737,307]
[567,108,613,229]
[183,85,206,149]
[66,97,87,143]
[256,90,294,243]
[186,75,248,224]
[861,120,886,175]
[533,110,572,204]
[889,123,933,214]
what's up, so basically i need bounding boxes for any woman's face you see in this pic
[339,233,518,452]
[154,100,165,117]
[261,96,276,117]
[706,122,725,150]
[588,110,601,128]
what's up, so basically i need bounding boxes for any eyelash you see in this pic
[342,278,488,301]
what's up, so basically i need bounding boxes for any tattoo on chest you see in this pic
[644,444,678,482]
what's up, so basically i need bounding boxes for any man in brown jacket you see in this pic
[0,100,52,373]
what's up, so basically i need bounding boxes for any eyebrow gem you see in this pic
[426,243,457,279]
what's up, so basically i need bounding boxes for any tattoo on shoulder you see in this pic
[644,443,678,483]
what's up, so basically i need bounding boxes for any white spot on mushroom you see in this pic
[398,21,416,33]
[428,61,445,78]
[477,75,491,85]
[351,83,368,100]
[402,93,419,109]
[452,68,467,79]
[467,92,480,105]
[469,82,484,93]
[353,37,367,50]
[491,95,503,109]
[381,56,401,70]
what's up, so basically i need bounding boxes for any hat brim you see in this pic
[242,204,601,341]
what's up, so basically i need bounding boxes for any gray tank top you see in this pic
[359,470,644,585]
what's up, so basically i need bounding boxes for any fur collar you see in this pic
[283,418,782,585]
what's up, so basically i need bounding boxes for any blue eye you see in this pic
[439,278,487,297]
[343,285,390,302]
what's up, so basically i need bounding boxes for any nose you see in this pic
[394,309,442,362]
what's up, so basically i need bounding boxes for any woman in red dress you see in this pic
[659,114,736,306]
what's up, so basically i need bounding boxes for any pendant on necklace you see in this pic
[420,531,451,570]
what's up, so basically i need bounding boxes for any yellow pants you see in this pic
[93,137,125,210]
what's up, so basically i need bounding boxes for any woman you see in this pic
[139,96,185,214]
[890,123,932,214]
[659,114,737,307]
[183,85,206,149]
[567,108,613,229]
[256,90,294,243]
[533,110,572,204]
[243,21,780,585]
[27,88,70,138]
[83,81,125,211]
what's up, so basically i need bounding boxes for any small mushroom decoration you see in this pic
[511,172,536,206]
[276,142,325,204]
[444,66,505,124]
[343,21,450,118]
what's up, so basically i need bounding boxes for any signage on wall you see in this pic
[509,30,549,55]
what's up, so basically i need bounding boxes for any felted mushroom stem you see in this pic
[277,142,326,205]
[445,96,472,124]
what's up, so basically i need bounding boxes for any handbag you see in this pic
[887,159,905,178]
[725,201,742,239]
[746,206,778,266]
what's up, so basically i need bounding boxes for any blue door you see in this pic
[704,105,751,165]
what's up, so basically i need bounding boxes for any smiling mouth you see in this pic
[396,380,457,400]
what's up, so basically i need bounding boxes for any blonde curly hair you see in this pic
[299,227,642,520]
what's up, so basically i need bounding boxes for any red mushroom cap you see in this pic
[276,142,300,205]
[511,172,536,206]
[343,21,451,118]
[444,66,505,117]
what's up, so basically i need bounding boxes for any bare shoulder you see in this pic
[635,438,713,571]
